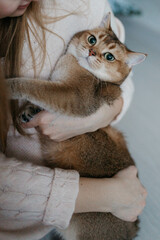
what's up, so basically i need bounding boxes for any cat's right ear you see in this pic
[126,51,147,67]
[100,12,112,30]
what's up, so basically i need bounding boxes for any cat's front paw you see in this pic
[19,104,42,123]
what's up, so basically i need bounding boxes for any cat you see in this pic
[7,13,146,240]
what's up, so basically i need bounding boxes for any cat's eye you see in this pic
[88,35,97,46]
[104,52,115,61]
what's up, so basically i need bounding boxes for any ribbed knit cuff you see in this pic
[43,168,79,229]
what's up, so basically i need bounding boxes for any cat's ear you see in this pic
[126,51,147,67]
[100,12,112,30]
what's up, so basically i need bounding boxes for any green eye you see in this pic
[88,35,97,45]
[104,52,115,61]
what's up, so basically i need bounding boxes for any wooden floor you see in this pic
[116,13,160,240]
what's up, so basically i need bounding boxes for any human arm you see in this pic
[22,98,123,141]
[0,152,147,226]
[75,166,147,222]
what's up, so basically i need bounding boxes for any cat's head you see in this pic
[67,13,146,84]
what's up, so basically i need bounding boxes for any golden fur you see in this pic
[7,15,146,240]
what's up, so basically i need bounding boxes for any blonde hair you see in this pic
[0,2,48,149]
[0,65,10,152]
[0,1,85,150]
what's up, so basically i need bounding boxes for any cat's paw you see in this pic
[19,104,42,123]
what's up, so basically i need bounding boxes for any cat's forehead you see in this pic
[83,29,121,49]
[87,28,118,41]
[86,29,125,52]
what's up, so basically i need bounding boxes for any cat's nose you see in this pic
[89,49,96,56]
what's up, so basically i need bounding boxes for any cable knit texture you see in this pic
[0,0,134,239]
[0,154,79,226]
[43,169,79,228]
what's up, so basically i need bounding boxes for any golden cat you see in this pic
[7,14,146,240]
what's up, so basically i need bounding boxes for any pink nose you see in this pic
[89,49,96,56]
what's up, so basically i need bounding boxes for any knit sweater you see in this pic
[0,0,134,239]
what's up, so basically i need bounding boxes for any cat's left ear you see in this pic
[100,12,112,30]
[126,51,147,67]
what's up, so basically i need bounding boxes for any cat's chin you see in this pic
[78,57,91,71]
[77,57,110,82]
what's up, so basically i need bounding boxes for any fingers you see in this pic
[20,101,123,140]
[21,111,54,129]
[112,97,123,121]
[112,165,147,222]
[130,217,137,222]
[114,165,138,178]
[128,202,146,222]
[142,188,147,198]
[21,111,65,141]
[20,110,75,141]
[115,198,147,222]
[128,165,138,176]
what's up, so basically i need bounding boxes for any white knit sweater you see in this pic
[0,0,134,239]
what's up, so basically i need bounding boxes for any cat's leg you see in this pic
[6,77,101,116]
[19,103,42,123]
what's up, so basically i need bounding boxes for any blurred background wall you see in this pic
[112,0,160,239]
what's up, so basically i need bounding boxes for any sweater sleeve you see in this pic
[111,17,135,125]
[0,152,79,229]
[88,0,134,124]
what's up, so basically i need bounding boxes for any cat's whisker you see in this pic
[96,59,101,63]
[89,59,101,70]
[81,45,86,50]
[77,47,88,58]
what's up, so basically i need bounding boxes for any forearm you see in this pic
[112,74,134,125]
[22,97,123,141]
[74,177,113,213]
[87,98,123,132]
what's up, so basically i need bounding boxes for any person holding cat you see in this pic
[0,0,147,239]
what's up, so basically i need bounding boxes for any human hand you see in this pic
[21,98,123,141]
[109,166,147,222]
[75,166,147,222]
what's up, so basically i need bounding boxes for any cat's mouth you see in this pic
[86,55,100,70]
[81,55,94,69]
[82,50,95,65]
[76,47,101,71]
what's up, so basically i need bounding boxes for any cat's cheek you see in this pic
[88,56,95,66]
[88,57,100,70]
[77,46,89,58]
[78,58,90,69]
